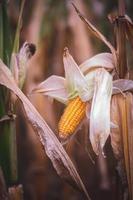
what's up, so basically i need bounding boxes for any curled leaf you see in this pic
[80,53,115,74]
[0,60,90,200]
[89,68,112,155]
[72,4,117,66]
[31,75,68,104]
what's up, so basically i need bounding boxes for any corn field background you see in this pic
[0,0,133,200]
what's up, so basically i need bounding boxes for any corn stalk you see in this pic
[111,0,133,199]
[73,1,133,199]
[115,0,127,78]
[0,0,17,184]
[0,0,25,187]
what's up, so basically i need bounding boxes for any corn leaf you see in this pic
[0,60,90,200]
[72,4,117,66]
[0,0,12,65]
[13,0,25,53]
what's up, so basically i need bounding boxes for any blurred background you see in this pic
[1,0,133,199]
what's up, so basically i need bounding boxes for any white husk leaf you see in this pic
[63,48,94,102]
[0,60,90,200]
[32,75,68,104]
[90,68,112,155]
[10,42,34,89]
[63,48,89,99]
[80,53,115,74]
[32,50,115,104]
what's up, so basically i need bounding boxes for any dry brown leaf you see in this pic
[113,79,133,94]
[125,15,133,50]
[114,15,127,78]
[125,93,133,199]
[72,4,117,67]
[111,93,133,199]
[111,94,129,198]
[0,60,90,200]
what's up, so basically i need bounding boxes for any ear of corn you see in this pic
[58,96,86,138]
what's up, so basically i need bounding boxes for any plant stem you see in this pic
[116,0,127,78]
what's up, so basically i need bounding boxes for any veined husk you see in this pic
[111,92,133,199]
[89,68,112,155]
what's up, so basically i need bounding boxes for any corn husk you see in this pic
[32,48,115,105]
[63,47,92,101]
[111,93,133,199]
[31,75,68,104]
[11,42,36,89]
[80,53,115,74]
[89,68,112,155]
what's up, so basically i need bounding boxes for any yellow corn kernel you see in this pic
[58,96,86,138]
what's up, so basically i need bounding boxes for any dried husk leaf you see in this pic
[110,95,123,160]
[72,4,117,66]
[11,42,36,89]
[111,93,133,199]
[33,50,116,104]
[89,68,112,155]
[31,75,68,104]
[80,53,115,75]
[0,60,90,200]
[113,79,133,94]
[126,93,133,199]
[10,53,19,85]
[63,48,94,102]
[8,184,23,200]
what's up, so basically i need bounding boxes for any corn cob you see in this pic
[58,96,86,138]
